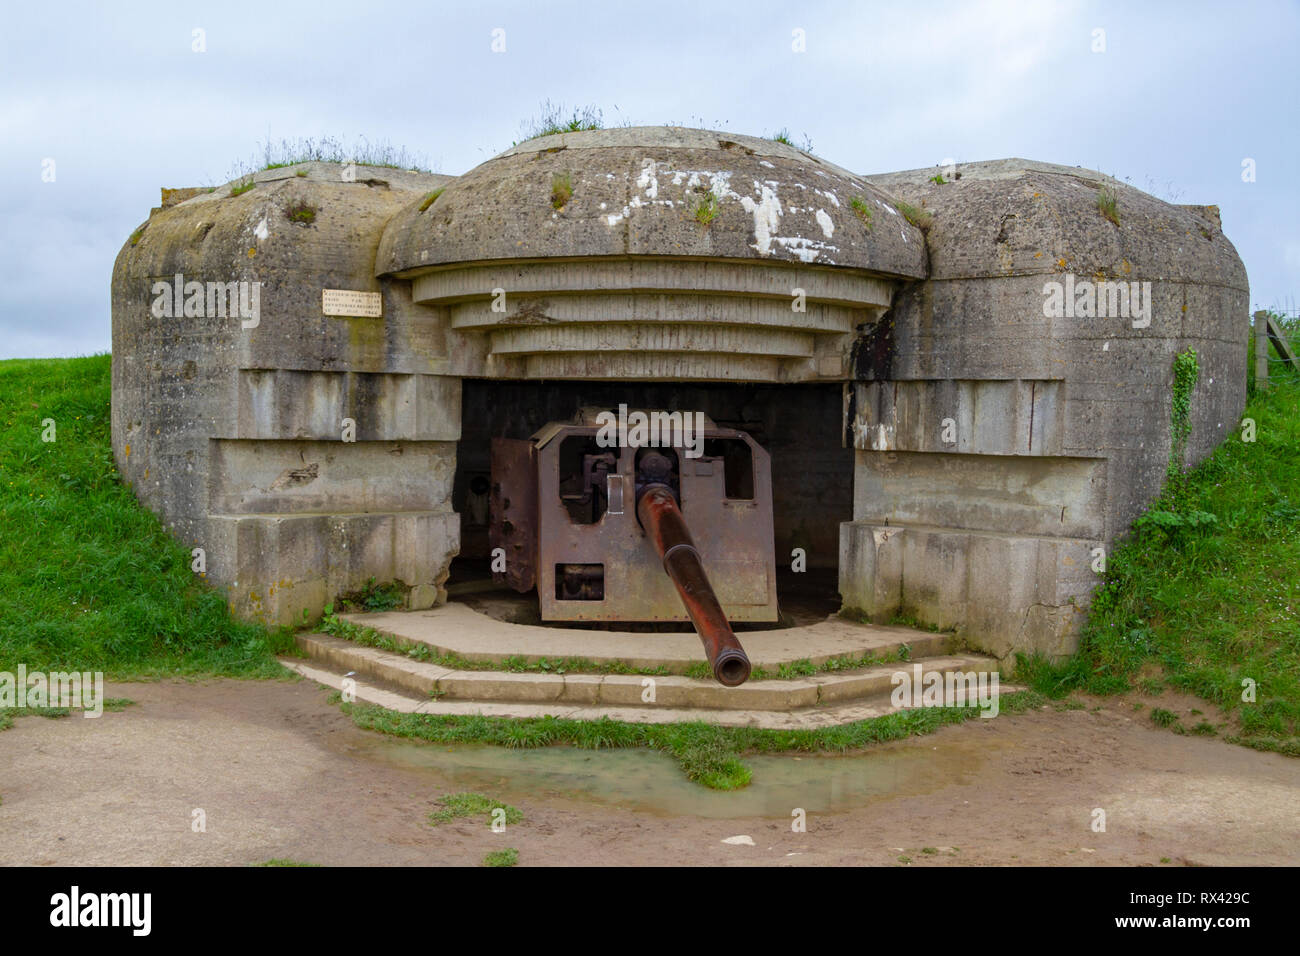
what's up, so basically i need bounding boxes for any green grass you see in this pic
[254,859,321,867]
[1019,367,1300,756]
[894,200,933,233]
[418,188,444,212]
[692,190,720,225]
[0,355,293,678]
[0,705,69,730]
[1097,185,1120,226]
[550,172,573,210]
[850,196,874,230]
[428,792,522,827]
[1150,707,1180,728]
[769,128,813,152]
[285,201,316,225]
[233,135,435,178]
[230,178,255,197]
[483,848,518,867]
[517,101,604,143]
[330,579,405,614]
[344,690,1041,791]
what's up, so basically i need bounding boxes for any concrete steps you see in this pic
[327,601,953,673]
[280,601,1019,729]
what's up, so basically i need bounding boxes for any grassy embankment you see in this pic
[0,353,294,681]
[1021,314,1300,755]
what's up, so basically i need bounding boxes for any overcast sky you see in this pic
[1,0,1295,359]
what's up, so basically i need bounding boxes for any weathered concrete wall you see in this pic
[111,162,462,625]
[841,159,1249,662]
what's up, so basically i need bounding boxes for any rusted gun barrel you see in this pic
[636,484,752,687]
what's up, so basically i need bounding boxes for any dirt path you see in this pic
[1,677,1296,866]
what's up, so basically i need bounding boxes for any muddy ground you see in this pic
[1,677,1296,867]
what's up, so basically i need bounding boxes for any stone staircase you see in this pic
[280,601,1018,730]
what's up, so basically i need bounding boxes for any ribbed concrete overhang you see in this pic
[378,127,926,382]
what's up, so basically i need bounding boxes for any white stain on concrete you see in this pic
[637,159,659,200]
[253,217,269,240]
[600,164,843,263]
[773,236,834,262]
[739,184,783,255]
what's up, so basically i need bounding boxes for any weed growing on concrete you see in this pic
[484,848,518,867]
[769,128,814,152]
[234,135,435,178]
[332,578,404,613]
[230,178,256,197]
[850,196,874,230]
[895,200,933,233]
[518,100,603,143]
[1167,348,1200,494]
[1097,185,1120,225]
[285,201,316,225]
[550,172,573,210]
[692,189,720,225]
[418,188,445,212]
[929,174,947,184]
[128,225,146,246]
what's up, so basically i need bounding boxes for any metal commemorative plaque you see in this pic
[321,289,382,317]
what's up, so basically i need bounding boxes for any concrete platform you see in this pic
[334,601,951,672]
[283,602,1016,727]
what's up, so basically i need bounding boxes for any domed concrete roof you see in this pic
[865,159,1246,289]
[377,127,926,277]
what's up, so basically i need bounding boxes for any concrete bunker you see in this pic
[111,128,1250,674]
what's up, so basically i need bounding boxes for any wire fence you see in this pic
[1262,307,1299,367]
[1251,307,1299,389]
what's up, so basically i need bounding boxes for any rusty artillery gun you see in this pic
[489,409,777,686]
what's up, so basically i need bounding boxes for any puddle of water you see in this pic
[348,735,998,818]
